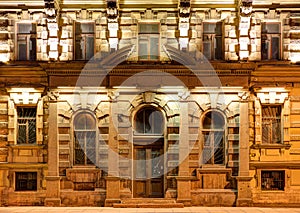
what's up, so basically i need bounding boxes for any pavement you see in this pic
[0,207,300,213]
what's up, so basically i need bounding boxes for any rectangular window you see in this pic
[15,172,37,191]
[17,107,36,144]
[262,105,281,144]
[138,23,160,60]
[261,170,285,191]
[17,23,36,61]
[75,22,95,60]
[203,22,223,60]
[261,23,281,60]
[202,131,224,165]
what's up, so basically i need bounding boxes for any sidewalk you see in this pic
[1,207,300,213]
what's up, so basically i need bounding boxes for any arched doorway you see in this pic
[133,106,165,198]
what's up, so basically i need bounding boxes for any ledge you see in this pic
[251,143,291,150]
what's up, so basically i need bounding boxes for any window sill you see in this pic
[7,144,44,149]
[251,144,291,149]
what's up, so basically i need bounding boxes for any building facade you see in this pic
[0,0,300,207]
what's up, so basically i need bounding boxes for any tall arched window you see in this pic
[74,112,96,165]
[135,107,164,134]
[201,111,225,165]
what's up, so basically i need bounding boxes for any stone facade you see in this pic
[0,0,300,208]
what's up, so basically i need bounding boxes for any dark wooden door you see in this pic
[133,147,164,198]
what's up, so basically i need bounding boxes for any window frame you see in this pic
[138,22,160,61]
[260,170,285,191]
[74,21,95,61]
[15,172,37,191]
[201,110,226,165]
[202,22,224,60]
[261,22,281,60]
[17,106,37,145]
[73,111,97,166]
[261,104,282,144]
[16,22,37,61]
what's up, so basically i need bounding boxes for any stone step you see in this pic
[113,198,184,208]
[121,198,177,204]
[113,203,184,208]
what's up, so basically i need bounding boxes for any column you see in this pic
[236,99,252,206]
[176,101,191,206]
[104,100,120,207]
[44,100,61,206]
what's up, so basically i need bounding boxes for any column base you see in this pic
[105,198,121,207]
[236,198,253,207]
[44,198,61,207]
[176,198,191,207]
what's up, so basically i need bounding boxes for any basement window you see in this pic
[261,170,285,191]
[15,172,37,191]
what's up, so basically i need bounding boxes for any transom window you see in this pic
[262,105,281,144]
[15,172,37,191]
[75,22,95,60]
[135,107,164,134]
[74,112,96,165]
[17,23,36,61]
[17,107,36,144]
[138,23,160,60]
[261,170,285,191]
[202,22,223,60]
[261,23,281,60]
[201,111,225,165]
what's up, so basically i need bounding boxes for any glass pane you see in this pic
[138,40,148,60]
[86,36,94,60]
[150,37,159,60]
[75,39,84,60]
[74,113,95,130]
[203,23,216,34]
[214,147,224,164]
[262,23,280,34]
[271,37,280,60]
[136,149,146,179]
[18,23,36,34]
[151,149,163,178]
[202,147,212,164]
[29,37,36,61]
[18,42,27,61]
[214,36,222,60]
[17,125,27,144]
[261,37,269,60]
[215,22,223,35]
[28,120,36,144]
[203,41,211,60]
[203,111,224,129]
[81,23,94,33]
[139,24,159,34]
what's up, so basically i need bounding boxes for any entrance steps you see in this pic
[113,198,184,208]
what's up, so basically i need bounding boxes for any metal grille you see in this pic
[17,107,36,144]
[262,105,281,144]
[15,172,37,191]
[261,171,285,191]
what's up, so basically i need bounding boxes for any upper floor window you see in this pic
[262,105,281,144]
[135,107,164,134]
[75,22,95,60]
[261,23,281,60]
[15,172,37,191]
[138,23,160,60]
[17,23,36,61]
[74,112,96,165]
[201,111,225,165]
[202,22,223,60]
[17,107,36,144]
[261,170,285,191]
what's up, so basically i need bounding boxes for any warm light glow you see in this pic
[0,53,9,63]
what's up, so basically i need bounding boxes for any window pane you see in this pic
[17,107,36,144]
[261,171,285,190]
[135,107,164,134]
[17,125,27,144]
[261,36,269,60]
[262,105,281,144]
[138,39,148,60]
[18,23,36,34]
[150,37,159,60]
[271,37,280,60]
[139,24,159,34]
[214,36,222,60]
[262,23,280,34]
[203,23,216,34]
[203,41,211,60]
[29,37,36,61]
[136,149,146,179]
[86,36,94,60]
[18,42,27,61]
[16,172,37,191]
[75,37,84,60]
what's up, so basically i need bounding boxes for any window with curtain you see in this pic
[74,112,96,165]
[202,22,223,60]
[201,111,225,165]
[17,23,36,61]
[261,22,281,60]
[75,22,95,60]
[138,23,160,60]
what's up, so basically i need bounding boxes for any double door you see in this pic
[133,146,164,198]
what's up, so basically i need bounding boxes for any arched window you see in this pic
[201,111,225,165]
[135,107,164,134]
[74,112,96,165]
